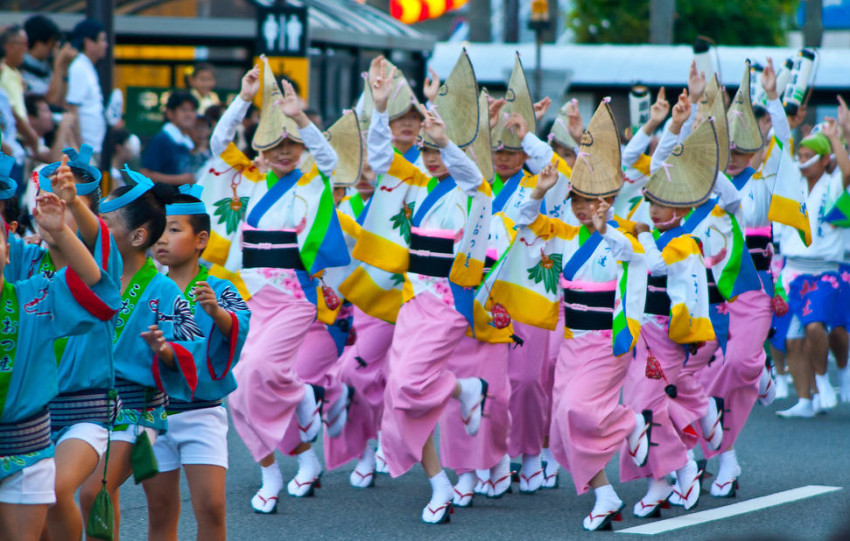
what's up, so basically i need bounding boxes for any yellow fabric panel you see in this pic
[632,154,651,177]
[202,231,231,267]
[208,264,251,301]
[401,274,415,304]
[387,153,431,187]
[661,236,701,266]
[526,214,580,241]
[624,317,642,354]
[352,229,410,273]
[316,287,342,324]
[668,303,715,344]
[220,143,264,183]
[338,211,362,239]
[297,163,320,185]
[487,280,559,331]
[519,172,538,189]
[450,256,484,288]
[769,195,813,246]
[468,301,515,343]
[338,267,402,323]
[477,180,493,196]
[552,153,572,177]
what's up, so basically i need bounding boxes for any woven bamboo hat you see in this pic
[569,100,622,198]
[548,101,577,149]
[491,54,535,151]
[697,75,730,171]
[252,57,302,151]
[384,59,426,121]
[645,117,720,208]
[300,110,363,187]
[464,91,495,182]
[727,61,764,153]
[421,49,480,150]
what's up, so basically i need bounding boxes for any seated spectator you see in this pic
[140,90,198,185]
[187,62,220,114]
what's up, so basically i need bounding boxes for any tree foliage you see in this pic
[568,0,797,46]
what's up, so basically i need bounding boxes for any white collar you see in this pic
[163,122,195,150]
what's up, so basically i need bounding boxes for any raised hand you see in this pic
[54,42,78,71]
[762,57,778,101]
[50,154,77,204]
[488,97,506,129]
[590,197,611,234]
[368,56,397,114]
[239,63,261,101]
[688,60,706,104]
[822,116,840,141]
[505,112,530,140]
[531,161,559,199]
[647,87,669,131]
[194,281,223,318]
[422,110,449,148]
[424,67,441,104]
[670,89,692,134]
[32,192,67,236]
[567,99,584,143]
[633,222,651,235]
[278,78,303,118]
[533,97,551,121]
[837,95,850,139]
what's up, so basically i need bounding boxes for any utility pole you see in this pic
[505,0,519,42]
[803,0,823,47]
[649,0,675,44]
[529,0,551,99]
[469,0,492,42]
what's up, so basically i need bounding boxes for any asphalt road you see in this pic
[117,374,850,541]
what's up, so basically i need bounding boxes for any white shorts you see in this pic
[111,425,158,446]
[0,458,56,505]
[54,423,109,459]
[153,406,229,472]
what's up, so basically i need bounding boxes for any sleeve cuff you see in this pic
[152,343,198,398]
[65,269,119,321]
[207,311,239,381]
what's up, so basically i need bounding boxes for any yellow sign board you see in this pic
[252,56,310,107]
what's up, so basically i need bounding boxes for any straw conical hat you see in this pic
[301,110,363,187]
[491,54,535,151]
[253,57,302,151]
[645,118,720,208]
[384,59,426,121]
[727,61,764,153]
[569,100,622,198]
[465,91,495,182]
[422,49,480,150]
[548,101,577,149]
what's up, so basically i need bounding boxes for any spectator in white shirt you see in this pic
[65,18,108,157]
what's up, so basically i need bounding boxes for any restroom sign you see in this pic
[256,5,309,57]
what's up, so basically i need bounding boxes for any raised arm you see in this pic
[762,58,791,145]
[650,90,691,173]
[366,56,397,175]
[210,65,258,156]
[634,223,667,275]
[823,117,850,188]
[51,154,99,249]
[624,87,668,167]
[32,193,100,286]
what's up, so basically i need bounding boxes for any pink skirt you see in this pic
[619,319,690,482]
[507,321,552,457]
[380,292,469,477]
[667,339,717,450]
[230,285,316,461]
[700,289,772,457]
[438,335,511,474]
[549,332,636,494]
[542,304,565,440]
[294,319,345,410]
[323,307,394,470]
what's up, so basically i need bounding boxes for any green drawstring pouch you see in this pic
[130,429,159,484]
[87,391,116,540]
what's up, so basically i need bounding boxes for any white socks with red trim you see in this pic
[252,460,283,513]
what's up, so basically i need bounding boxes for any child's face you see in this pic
[570,194,597,226]
[649,201,688,231]
[389,109,423,148]
[422,147,448,178]
[493,149,526,179]
[726,150,755,177]
[100,210,134,256]
[261,139,304,177]
[166,102,198,133]
[551,142,576,168]
[154,215,206,267]
[191,69,216,94]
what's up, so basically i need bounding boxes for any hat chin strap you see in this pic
[797,154,821,170]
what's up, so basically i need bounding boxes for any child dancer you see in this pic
[143,188,250,541]
[80,169,204,540]
[0,179,120,541]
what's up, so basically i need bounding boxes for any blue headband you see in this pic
[38,145,102,196]
[165,184,207,215]
[0,154,18,200]
[100,165,153,213]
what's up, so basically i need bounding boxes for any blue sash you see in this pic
[356,196,373,226]
[246,169,302,228]
[412,177,456,227]
[402,145,420,165]
[654,198,717,250]
[562,221,617,280]
[492,171,523,214]
[730,167,756,191]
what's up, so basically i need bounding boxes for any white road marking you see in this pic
[616,485,843,535]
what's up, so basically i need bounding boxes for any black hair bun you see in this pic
[150,182,179,206]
